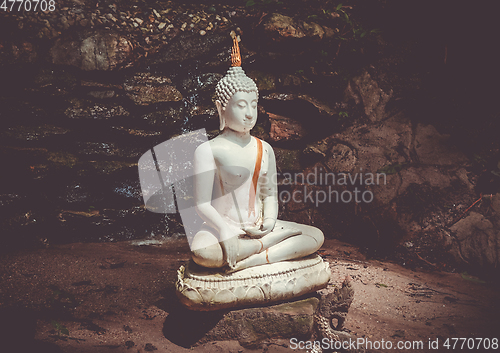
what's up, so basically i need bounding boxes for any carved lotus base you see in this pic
[175,254,331,311]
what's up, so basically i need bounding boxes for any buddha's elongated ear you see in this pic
[216,100,225,130]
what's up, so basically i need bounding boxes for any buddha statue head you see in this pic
[215,37,259,131]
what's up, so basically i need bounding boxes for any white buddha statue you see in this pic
[190,37,324,272]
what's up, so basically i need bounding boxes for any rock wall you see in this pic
[1,0,498,275]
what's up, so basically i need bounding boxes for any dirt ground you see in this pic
[0,238,498,353]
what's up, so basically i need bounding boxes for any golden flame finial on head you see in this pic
[231,36,241,67]
[215,35,258,113]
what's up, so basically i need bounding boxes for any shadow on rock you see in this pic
[0,306,64,353]
[158,284,225,347]
[162,306,225,347]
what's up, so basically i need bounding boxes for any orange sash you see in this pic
[248,137,263,217]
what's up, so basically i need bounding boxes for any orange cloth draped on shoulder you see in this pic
[248,137,263,217]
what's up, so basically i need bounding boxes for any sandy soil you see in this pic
[0,238,498,353]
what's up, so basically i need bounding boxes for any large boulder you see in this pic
[276,112,476,250]
[50,30,135,71]
[448,209,500,270]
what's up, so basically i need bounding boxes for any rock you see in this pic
[0,146,49,167]
[492,193,500,227]
[33,68,77,95]
[80,80,121,89]
[2,125,70,142]
[449,212,500,269]
[183,108,219,132]
[326,144,357,173]
[123,73,182,105]
[180,73,222,105]
[332,114,412,177]
[0,41,37,66]
[261,94,335,134]
[414,124,469,166]
[0,193,24,208]
[250,122,269,141]
[303,139,329,164]
[80,161,138,175]
[49,30,134,71]
[263,13,306,41]
[60,182,94,205]
[140,107,187,128]
[111,126,162,138]
[165,296,319,348]
[305,139,330,155]
[345,71,393,122]
[111,178,143,203]
[261,13,328,48]
[204,297,319,348]
[282,74,302,88]
[148,32,229,65]
[323,26,337,38]
[64,99,129,119]
[47,151,78,169]
[268,112,305,142]
[330,114,471,207]
[274,148,302,171]
[247,71,276,92]
[302,21,325,40]
[321,112,477,249]
[87,90,116,99]
[76,142,142,159]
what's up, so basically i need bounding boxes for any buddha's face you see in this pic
[221,91,258,133]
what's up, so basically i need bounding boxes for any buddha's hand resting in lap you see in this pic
[243,218,275,238]
[220,230,240,269]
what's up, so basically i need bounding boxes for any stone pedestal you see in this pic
[176,255,331,311]
[202,297,319,348]
[162,295,319,348]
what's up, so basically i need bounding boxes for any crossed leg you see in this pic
[190,220,324,270]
